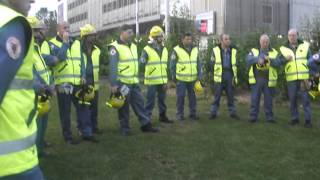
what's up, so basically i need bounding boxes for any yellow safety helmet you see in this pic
[106,94,125,109]
[75,85,95,103]
[309,90,320,99]
[149,26,164,38]
[80,24,97,38]
[27,16,42,29]
[308,79,320,99]
[194,80,204,94]
[37,96,51,117]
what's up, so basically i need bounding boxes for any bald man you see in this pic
[47,21,98,144]
[279,29,312,128]
[247,34,281,123]
[210,34,239,120]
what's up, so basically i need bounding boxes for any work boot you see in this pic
[249,118,257,123]
[82,136,99,143]
[141,123,159,133]
[304,121,312,128]
[266,119,276,123]
[230,113,240,120]
[65,138,79,145]
[189,115,199,121]
[289,119,299,126]
[176,116,184,121]
[210,113,217,120]
[93,128,103,135]
[159,114,173,123]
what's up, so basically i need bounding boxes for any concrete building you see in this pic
[289,0,320,30]
[66,0,167,35]
[190,0,290,36]
[57,0,68,23]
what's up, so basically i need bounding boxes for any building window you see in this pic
[103,0,142,13]
[262,5,272,24]
[68,0,87,10]
[68,12,88,24]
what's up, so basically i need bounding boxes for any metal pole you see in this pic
[135,0,139,37]
[165,0,170,37]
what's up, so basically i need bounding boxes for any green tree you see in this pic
[300,11,320,52]
[36,7,57,38]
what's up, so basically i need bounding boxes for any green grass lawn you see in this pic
[40,86,320,180]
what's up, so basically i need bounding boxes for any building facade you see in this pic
[57,0,68,23]
[66,0,165,35]
[289,0,320,30]
[191,0,289,36]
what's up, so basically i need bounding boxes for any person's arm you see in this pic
[246,50,259,67]
[49,41,70,61]
[41,54,59,67]
[169,50,178,81]
[197,53,202,80]
[308,54,320,76]
[307,48,312,60]
[109,46,120,86]
[210,51,215,69]
[80,48,86,82]
[278,54,289,65]
[0,20,28,105]
[33,65,48,95]
[270,54,282,68]
[139,49,148,74]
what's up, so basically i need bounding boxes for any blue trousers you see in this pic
[1,166,44,180]
[36,113,48,155]
[287,80,311,122]
[90,90,99,130]
[249,77,274,121]
[57,85,92,140]
[211,71,236,115]
[145,84,167,118]
[176,81,197,118]
[118,84,150,131]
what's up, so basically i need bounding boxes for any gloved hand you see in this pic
[162,84,168,91]
[60,83,73,95]
[232,78,237,87]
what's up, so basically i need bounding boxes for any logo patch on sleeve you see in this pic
[6,37,21,60]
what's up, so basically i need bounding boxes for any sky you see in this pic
[29,0,58,16]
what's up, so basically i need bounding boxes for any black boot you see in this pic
[82,136,99,143]
[141,123,159,133]
[159,114,173,123]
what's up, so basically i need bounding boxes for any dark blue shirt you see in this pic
[308,53,320,76]
[0,19,28,105]
[222,48,232,69]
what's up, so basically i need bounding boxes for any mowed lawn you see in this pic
[40,84,320,180]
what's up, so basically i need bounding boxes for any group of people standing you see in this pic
[2,0,320,179]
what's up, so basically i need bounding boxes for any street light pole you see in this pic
[135,0,139,38]
[165,0,170,37]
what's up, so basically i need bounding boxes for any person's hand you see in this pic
[111,86,119,94]
[162,84,168,91]
[80,77,86,85]
[232,78,237,87]
[62,32,70,43]
[313,73,320,80]
[53,56,59,65]
[258,58,265,65]
[49,85,56,96]
[286,55,293,61]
